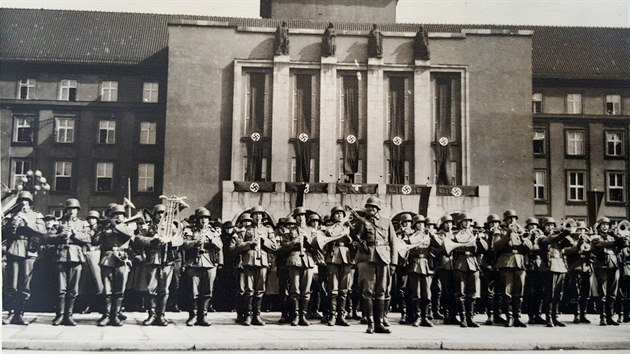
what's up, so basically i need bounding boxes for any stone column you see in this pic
[413,59,432,185]
[271,55,291,182]
[319,56,337,183]
[366,58,384,183]
[231,61,243,181]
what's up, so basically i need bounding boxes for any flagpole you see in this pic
[127,177,132,218]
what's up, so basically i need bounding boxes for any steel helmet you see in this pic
[503,209,518,220]
[486,214,501,223]
[195,207,211,218]
[16,191,34,204]
[330,206,346,216]
[308,213,321,222]
[293,207,307,216]
[458,212,473,223]
[412,214,426,225]
[87,210,100,220]
[365,196,381,210]
[64,198,81,210]
[153,204,167,214]
[239,213,253,222]
[250,205,265,215]
[109,204,126,216]
[525,217,539,226]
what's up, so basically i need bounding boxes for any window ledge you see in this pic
[564,154,586,159]
[534,200,548,205]
[566,200,587,206]
[604,155,626,160]
[605,201,627,207]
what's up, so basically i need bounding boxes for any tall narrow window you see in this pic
[567,171,586,202]
[606,172,625,203]
[11,160,32,188]
[140,122,157,145]
[340,75,360,181]
[138,163,155,192]
[243,71,271,182]
[566,94,582,114]
[293,74,313,137]
[100,81,118,102]
[432,72,462,185]
[143,82,159,103]
[55,161,72,192]
[387,76,410,184]
[605,95,621,115]
[534,170,546,201]
[292,73,318,182]
[605,130,624,157]
[533,128,546,156]
[532,93,543,114]
[55,117,75,143]
[59,80,77,101]
[566,130,585,156]
[18,79,35,100]
[13,116,34,144]
[98,120,116,144]
[96,162,114,192]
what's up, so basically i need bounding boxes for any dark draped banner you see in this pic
[246,73,267,181]
[343,76,359,175]
[434,78,451,185]
[388,78,405,184]
[294,74,312,182]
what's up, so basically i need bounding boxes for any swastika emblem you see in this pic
[401,184,412,195]
[451,186,462,197]
[251,132,261,142]
[346,134,357,144]
[438,136,449,146]
[393,136,403,146]
[249,182,260,193]
[298,133,309,142]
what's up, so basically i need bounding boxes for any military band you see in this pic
[3,192,630,333]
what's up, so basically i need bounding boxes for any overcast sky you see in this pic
[1,0,628,27]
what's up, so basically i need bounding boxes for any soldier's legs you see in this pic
[276,267,289,323]
[373,263,391,333]
[326,264,340,325]
[252,267,267,325]
[53,264,69,325]
[167,259,182,312]
[9,257,35,325]
[430,271,443,319]
[549,272,566,326]
[63,263,82,326]
[186,268,202,326]
[156,265,174,323]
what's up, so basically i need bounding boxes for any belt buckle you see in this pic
[464,251,472,256]
[512,249,519,254]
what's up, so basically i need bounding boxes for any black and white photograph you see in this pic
[1,0,629,353]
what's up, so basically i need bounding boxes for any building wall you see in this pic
[0,63,166,216]
[166,23,533,218]
[265,0,397,23]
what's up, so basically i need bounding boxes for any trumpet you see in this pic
[559,218,577,233]
[299,233,305,258]
[255,234,263,260]
[615,220,630,238]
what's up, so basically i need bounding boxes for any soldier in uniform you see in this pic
[216,221,237,312]
[493,210,532,327]
[182,207,223,326]
[479,214,505,325]
[433,215,457,325]
[406,214,438,327]
[617,234,630,323]
[2,191,46,325]
[321,206,354,326]
[93,204,138,326]
[306,214,327,322]
[539,217,571,327]
[564,221,594,324]
[425,217,441,320]
[80,210,105,316]
[279,207,317,326]
[49,198,92,326]
[231,206,277,326]
[355,197,397,334]
[525,217,548,325]
[274,217,292,323]
[449,212,485,327]
[392,212,413,324]
[591,217,622,326]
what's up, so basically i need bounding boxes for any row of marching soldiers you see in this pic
[3,191,630,333]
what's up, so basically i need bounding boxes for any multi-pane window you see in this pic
[11,160,32,189]
[386,76,413,140]
[98,120,116,144]
[143,82,159,103]
[606,172,625,203]
[532,93,543,114]
[140,122,157,145]
[54,161,72,192]
[243,72,271,137]
[138,163,155,192]
[59,79,77,101]
[566,94,582,114]
[55,117,75,143]
[13,116,34,144]
[567,171,586,202]
[533,128,546,156]
[100,81,118,102]
[534,170,546,201]
[566,130,585,156]
[605,130,624,157]
[291,73,319,138]
[605,95,621,115]
[96,162,114,192]
[18,79,36,100]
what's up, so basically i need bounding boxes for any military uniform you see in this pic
[591,218,621,326]
[433,217,457,325]
[564,223,594,323]
[391,214,413,325]
[406,220,438,327]
[3,192,46,325]
[617,238,630,323]
[230,208,277,326]
[49,202,92,326]
[355,197,397,334]
[479,214,504,325]
[539,220,571,327]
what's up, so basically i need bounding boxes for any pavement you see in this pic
[2,312,629,351]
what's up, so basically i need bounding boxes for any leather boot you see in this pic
[196,297,211,326]
[605,300,620,326]
[52,296,65,326]
[142,296,157,326]
[278,294,289,324]
[599,300,607,325]
[327,297,337,326]
[484,298,493,325]
[465,299,479,327]
[289,297,299,326]
[504,296,513,327]
[398,289,408,324]
[412,299,422,327]
[10,297,28,325]
[336,294,350,326]
[97,296,111,326]
[63,296,77,326]
[512,298,527,327]
[186,309,196,326]
[299,297,311,326]
[374,300,391,334]
[251,296,265,326]
[431,297,444,320]
[242,296,253,326]
[108,296,123,326]
[420,299,433,327]
[457,300,467,327]
[578,299,591,323]
[381,298,391,327]
[545,313,554,327]
[552,303,565,327]
[623,300,630,323]
[493,297,508,325]
[154,295,169,326]
[364,298,374,334]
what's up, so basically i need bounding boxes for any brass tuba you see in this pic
[615,220,630,238]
